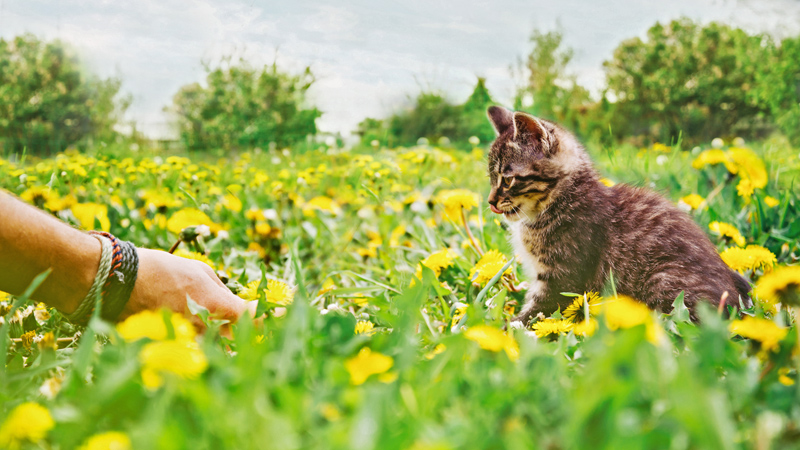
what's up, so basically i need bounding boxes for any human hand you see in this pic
[120,248,256,329]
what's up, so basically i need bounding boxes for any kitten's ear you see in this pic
[487,106,513,135]
[513,112,549,144]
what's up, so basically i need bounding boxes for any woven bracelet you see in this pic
[89,231,140,322]
[67,234,113,324]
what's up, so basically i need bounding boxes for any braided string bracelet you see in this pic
[89,231,139,322]
[66,234,114,324]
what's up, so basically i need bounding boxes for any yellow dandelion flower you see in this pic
[604,295,651,329]
[45,194,76,212]
[253,222,273,238]
[319,403,341,422]
[728,147,767,190]
[562,292,602,323]
[729,316,787,353]
[173,249,215,270]
[415,249,458,279]
[116,310,196,343]
[778,367,795,386]
[652,142,671,153]
[366,230,383,249]
[692,149,729,169]
[357,247,377,258]
[469,250,512,285]
[345,347,394,385]
[318,278,336,296]
[531,318,573,340]
[139,340,208,389]
[19,330,36,350]
[355,320,375,335]
[143,213,167,231]
[720,245,777,273]
[166,208,217,235]
[599,178,616,187]
[435,189,479,221]
[140,189,182,209]
[222,194,242,212]
[79,431,131,450]
[754,266,800,308]
[603,295,663,344]
[389,224,407,247]
[679,194,705,210]
[451,305,468,327]
[20,185,53,206]
[245,208,264,221]
[573,318,598,337]
[247,242,267,258]
[464,325,519,361]
[424,343,447,360]
[764,196,780,208]
[0,402,54,449]
[303,196,342,216]
[71,202,111,232]
[737,177,754,198]
[266,279,294,306]
[709,221,746,247]
[238,280,261,301]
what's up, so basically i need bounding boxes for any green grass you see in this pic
[0,138,799,449]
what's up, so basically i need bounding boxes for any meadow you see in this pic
[1,136,800,449]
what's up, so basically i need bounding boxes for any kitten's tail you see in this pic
[730,270,754,311]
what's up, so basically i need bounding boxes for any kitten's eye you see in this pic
[501,176,514,188]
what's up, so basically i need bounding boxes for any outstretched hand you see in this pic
[121,248,256,329]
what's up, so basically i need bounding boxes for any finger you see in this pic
[204,264,230,290]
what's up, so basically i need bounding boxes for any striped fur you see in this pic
[486,107,752,324]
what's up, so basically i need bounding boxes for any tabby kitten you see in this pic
[485,106,751,324]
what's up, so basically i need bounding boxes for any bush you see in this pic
[603,19,771,145]
[753,35,800,146]
[0,34,128,155]
[357,78,497,148]
[171,60,321,151]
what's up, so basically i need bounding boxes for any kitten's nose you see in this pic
[488,195,502,214]
[488,197,503,214]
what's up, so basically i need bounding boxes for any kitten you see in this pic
[485,106,752,324]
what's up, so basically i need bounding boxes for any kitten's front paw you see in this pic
[508,320,525,330]
[510,313,532,328]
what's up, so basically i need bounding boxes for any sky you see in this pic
[2,0,800,139]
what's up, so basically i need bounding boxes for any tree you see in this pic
[0,34,128,155]
[388,92,462,146]
[460,77,497,145]
[171,60,321,151]
[753,35,800,146]
[358,78,497,148]
[603,19,770,144]
[514,29,592,134]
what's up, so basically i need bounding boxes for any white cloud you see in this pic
[2,0,799,139]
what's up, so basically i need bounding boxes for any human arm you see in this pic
[0,191,254,323]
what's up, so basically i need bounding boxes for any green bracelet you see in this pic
[66,234,113,324]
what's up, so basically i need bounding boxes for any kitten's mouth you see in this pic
[490,204,518,217]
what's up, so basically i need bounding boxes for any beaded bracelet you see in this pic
[90,231,139,322]
[67,232,140,325]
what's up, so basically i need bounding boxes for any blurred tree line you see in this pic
[356,78,497,148]
[3,17,800,154]
[168,58,321,151]
[360,18,800,148]
[0,34,129,155]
